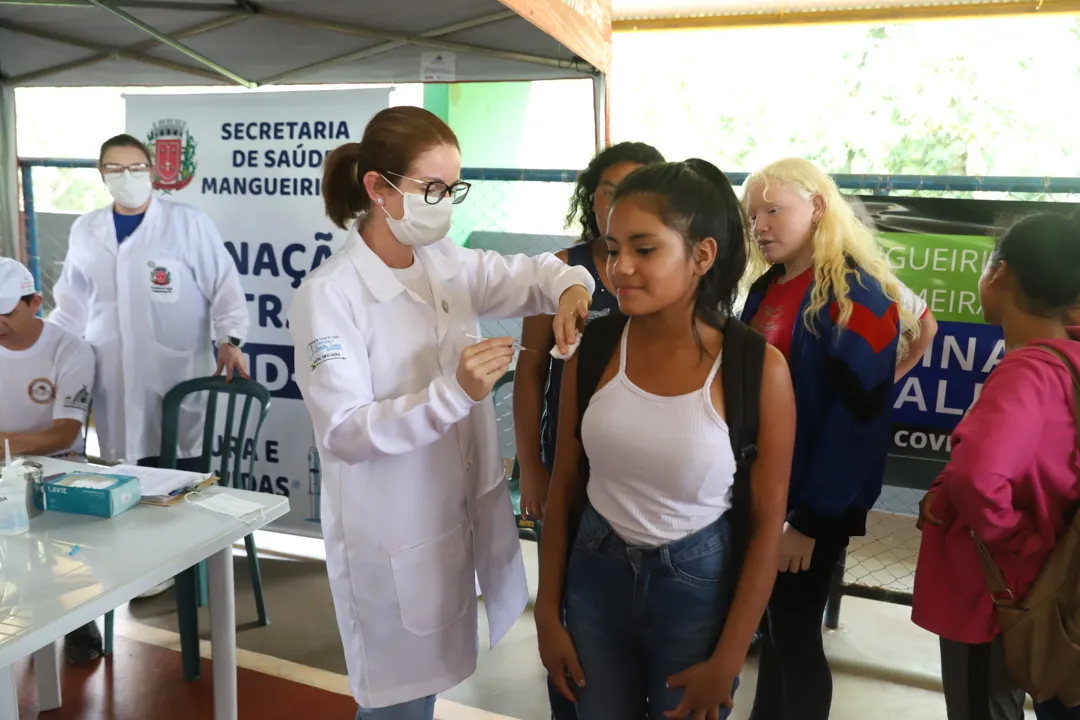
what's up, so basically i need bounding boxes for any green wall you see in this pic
[423,80,594,169]
[423,80,596,247]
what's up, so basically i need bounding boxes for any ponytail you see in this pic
[322,142,367,230]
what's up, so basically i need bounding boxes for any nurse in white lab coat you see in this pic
[51,134,249,467]
[288,107,594,719]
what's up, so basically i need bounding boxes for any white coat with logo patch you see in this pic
[51,196,249,462]
[288,224,594,708]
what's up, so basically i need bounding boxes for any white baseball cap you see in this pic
[0,258,38,315]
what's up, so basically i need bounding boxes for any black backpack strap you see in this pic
[722,317,765,472]
[575,312,629,443]
[564,312,626,543]
[721,318,767,585]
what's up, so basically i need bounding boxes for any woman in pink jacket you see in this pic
[912,212,1080,720]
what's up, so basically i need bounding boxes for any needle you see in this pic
[464,334,536,353]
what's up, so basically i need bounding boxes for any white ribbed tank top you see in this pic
[582,319,737,547]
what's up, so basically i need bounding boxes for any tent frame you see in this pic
[0,0,612,260]
[0,0,597,87]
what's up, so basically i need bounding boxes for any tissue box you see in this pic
[35,471,142,518]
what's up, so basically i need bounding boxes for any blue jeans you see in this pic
[356,696,435,720]
[1036,699,1080,720]
[564,503,739,720]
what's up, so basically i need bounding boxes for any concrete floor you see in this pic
[109,529,1033,720]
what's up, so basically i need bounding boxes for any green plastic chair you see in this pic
[102,376,272,682]
[492,372,541,543]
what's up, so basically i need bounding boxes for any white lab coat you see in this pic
[51,197,249,462]
[288,225,594,708]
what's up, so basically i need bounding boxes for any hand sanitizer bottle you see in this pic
[0,441,30,536]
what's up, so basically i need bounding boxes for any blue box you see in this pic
[35,471,142,518]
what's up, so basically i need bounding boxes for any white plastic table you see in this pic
[0,457,289,719]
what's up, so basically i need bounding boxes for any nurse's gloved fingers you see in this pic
[457,341,514,401]
[576,298,590,321]
[473,351,514,373]
[472,358,514,380]
[554,313,576,355]
[462,337,514,358]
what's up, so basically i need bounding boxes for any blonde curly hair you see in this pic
[743,158,919,360]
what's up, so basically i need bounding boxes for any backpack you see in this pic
[571,313,766,585]
[975,344,1080,707]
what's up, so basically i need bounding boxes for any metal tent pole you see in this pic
[592,73,607,152]
[82,0,256,87]
[18,164,40,293]
[0,86,18,261]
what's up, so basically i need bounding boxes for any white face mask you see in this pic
[104,170,153,210]
[380,175,453,247]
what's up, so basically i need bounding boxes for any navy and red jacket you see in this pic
[741,263,900,540]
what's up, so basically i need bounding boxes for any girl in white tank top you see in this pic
[536,159,797,720]
[582,317,736,547]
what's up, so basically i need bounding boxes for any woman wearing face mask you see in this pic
[53,134,249,458]
[51,134,248,593]
[288,106,594,720]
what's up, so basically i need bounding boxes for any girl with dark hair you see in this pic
[913,213,1080,720]
[536,159,796,719]
[289,106,596,720]
[515,142,663,720]
[514,142,665,525]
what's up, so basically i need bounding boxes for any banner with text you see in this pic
[861,196,1079,489]
[126,90,390,537]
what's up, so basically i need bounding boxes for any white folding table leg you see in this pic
[33,641,62,711]
[208,546,237,720]
[0,664,17,720]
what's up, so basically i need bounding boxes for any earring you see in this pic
[377,198,384,205]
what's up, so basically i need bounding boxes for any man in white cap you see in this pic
[0,257,102,663]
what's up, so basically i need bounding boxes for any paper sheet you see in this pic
[111,464,212,499]
[189,492,264,520]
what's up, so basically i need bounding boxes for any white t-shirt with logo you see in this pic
[0,320,95,457]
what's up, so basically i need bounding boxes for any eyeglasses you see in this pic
[101,163,151,174]
[384,172,471,205]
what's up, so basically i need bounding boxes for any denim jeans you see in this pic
[564,503,738,720]
[1035,699,1080,720]
[356,695,435,720]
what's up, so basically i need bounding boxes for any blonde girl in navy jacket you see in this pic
[739,158,919,720]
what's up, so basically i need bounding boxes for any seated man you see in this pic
[0,258,101,664]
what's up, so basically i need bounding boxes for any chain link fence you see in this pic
[17,160,1080,611]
